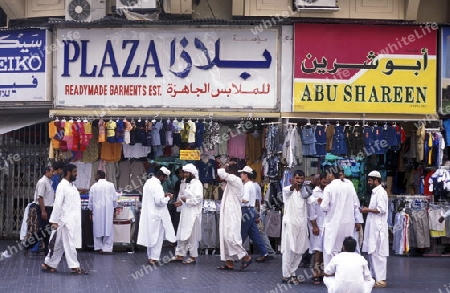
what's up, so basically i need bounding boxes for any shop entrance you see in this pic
[0,122,49,239]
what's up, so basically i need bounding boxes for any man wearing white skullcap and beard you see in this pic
[170,163,203,264]
[216,164,252,271]
[360,170,389,288]
[137,166,176,265]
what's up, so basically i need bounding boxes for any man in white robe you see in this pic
[42,163,88,275]
[321,167,361,267]
[217,165,252,271]
[324,236,375,293]
[137,166,176,265]
[339,170,364,253]
[361,170,389,288]
[307,172,328,284]
[171,164,203,264]
[281,169,310,285]
[88,170,117,254]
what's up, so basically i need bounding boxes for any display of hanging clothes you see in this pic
[246,130,263,163]
[80,120,93,149]
[429,168,450,202]
[135,119,146,145]
[263,155,280,179]
[392,209,410,255]
[63,118,74,150]
[196,155,216,184]
[124,118,132,144]
[151,120,163,157]
[106,119,116,143]
[331,123,347,155]
[129,118,136,146]
[315,123,327,156]
[195,120,205,149]
[165,119,174,147]
[416,123,426,162]
[115,119,125,143]
[265,124,280,155]
[282,125,302,168]
[301,124,316,156]
[228,132,247,159]
[407,200,430,249]
[428,204,446,237]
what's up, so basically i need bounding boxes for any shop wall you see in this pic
[417,0,449,23]
[280,25,293,113]
[232,0,406,20]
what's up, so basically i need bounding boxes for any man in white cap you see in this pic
[170,163,203,264]
[360,170,389,288]
[137,166,176,265]
[238,166,270,263]
[216,164,252,271]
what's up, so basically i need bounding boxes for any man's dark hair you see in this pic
[343,236,357,252]
[251,170,257,180]
[97,170,106,179]
[325,166,342,180]
[63,163,77,177]
[53,161,65,170]
[175,167,183,176]
[44,166,52,173]
[319,172,328,180]
[228,164,239,175]
[155,170,165,177]
[293,170,305,177]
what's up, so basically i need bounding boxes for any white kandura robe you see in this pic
[88,179,117,251]
[218,169,247,261]
[45,179,82,269]
[362,184,389,282]
[324,252,375,293]
[137,177,176,249]
[320,179,360,266]
[281,185,309,278]
[175,178,203,257]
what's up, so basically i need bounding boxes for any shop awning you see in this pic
[281,112,441,122]
[0,113,50,135]
[49,109,281,120]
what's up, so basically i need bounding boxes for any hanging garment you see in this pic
[301,126,316,156]
[105,120,116,143]
[115,120,125,143]
[315,125,327,156]
[332,125,347,155]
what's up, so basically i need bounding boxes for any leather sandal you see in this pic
[182,257,196,264]
[71,267,90,275]
[41,263,57,273]
[240,256,252,271]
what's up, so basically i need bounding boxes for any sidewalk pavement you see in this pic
[0,240,449,293]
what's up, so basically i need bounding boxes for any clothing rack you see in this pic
[391,194,430,200]
[261,122,281,125]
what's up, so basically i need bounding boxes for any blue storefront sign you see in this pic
[0,29,50,101]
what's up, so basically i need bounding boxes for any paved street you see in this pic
[0,241,449,293]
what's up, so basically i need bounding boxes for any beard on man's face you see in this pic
[185,174,194,183]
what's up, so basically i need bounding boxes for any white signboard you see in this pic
[0,29,50,101]
[55,28,278,109]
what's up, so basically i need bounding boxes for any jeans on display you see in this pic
[301,126,316,156]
